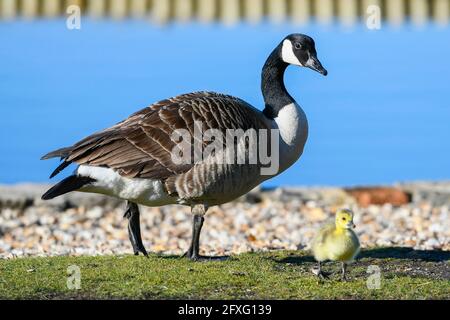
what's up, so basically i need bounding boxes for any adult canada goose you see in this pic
[41,34,327,260]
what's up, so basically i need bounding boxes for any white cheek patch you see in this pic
[281,39,303,66]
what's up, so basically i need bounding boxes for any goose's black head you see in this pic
[279,34,328,76]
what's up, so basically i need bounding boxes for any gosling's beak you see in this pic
[306,56,328,76]
[346,222,356,229]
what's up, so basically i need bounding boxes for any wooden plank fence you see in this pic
[0,0,448,25]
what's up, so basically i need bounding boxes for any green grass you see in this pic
[0,248,449,299]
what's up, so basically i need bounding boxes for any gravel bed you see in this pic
[0,184,449,258]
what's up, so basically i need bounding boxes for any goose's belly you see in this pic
[326,234,360,262]
[328,245,358,262]
[76,165,177,207]
[173,162,266,206]
[76,164,263,207]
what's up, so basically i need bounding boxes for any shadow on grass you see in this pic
[273,247,450,265]
[359,247,450,262]
[271,254,315,265]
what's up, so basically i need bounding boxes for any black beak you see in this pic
[306,57,328,76]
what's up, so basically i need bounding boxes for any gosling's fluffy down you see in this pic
[311,209,360,280]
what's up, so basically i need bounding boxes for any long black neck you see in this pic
[261,46,295,119]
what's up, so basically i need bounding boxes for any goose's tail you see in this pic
[41,147,72,160]
[41,147,74,179]
[42,175,96,200]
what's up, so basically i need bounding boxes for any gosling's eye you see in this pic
[342,217,346,221]
[294,42,302,49]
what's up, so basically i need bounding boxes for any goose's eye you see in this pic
[294,42,302,50]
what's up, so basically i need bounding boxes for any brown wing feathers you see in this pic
[42,92,267,181]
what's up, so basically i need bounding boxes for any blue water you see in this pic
[0,20,449,187]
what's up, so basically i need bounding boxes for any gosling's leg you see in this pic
[183,204,206,261]
[341,262,347,281]
[316,261,329,279]
[124,201,148,257]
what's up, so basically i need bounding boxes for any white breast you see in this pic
[273,102,309,174]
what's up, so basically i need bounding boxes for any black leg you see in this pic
[183,204,206,261]
[341,262,347,281]
[124,201,148,257]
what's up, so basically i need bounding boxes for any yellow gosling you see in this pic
[311,209,360,281]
